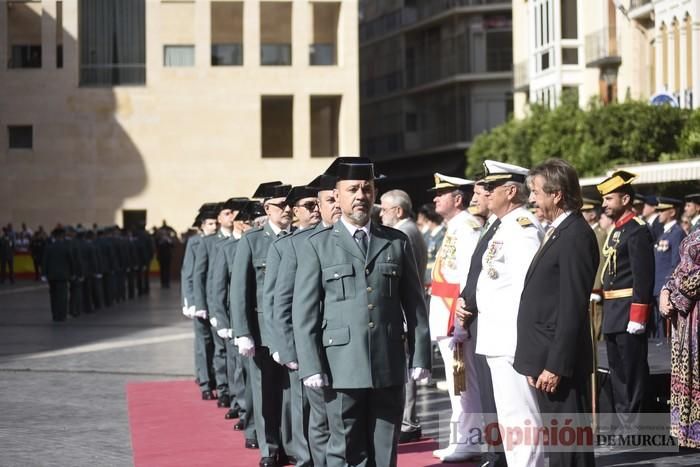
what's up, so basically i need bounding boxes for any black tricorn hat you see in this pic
[223,197,249,211]
[324,157,375,180]
[307,174,337,191]
[253,181,283,199]
[235,201,265,222]
[285,186,319,207]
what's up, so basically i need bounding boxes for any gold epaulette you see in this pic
[517,217,533,228]
[464,218,481,230]
[633,217,646,225]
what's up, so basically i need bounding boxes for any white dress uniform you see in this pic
[476,206,544,467]
[429,207,482,457]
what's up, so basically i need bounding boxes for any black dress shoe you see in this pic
[225,407,240,419]
[217,394,231,408]
[245,438,259,449]
[259,457,278,467]
[201,390,215,401]
[398,428,421,444]
[233,420,246,431]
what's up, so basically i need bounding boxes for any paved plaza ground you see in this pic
[1,279,699,466]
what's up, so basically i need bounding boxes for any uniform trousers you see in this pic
[249,347,284,458]
[486,355,544,467]
[103,273,114,307]
[436,336,483,451]
[307,385,330,467]
[69,279,83,316]
[605,332,648,429]
[324,385,404,467]
[49,281,69,321]
[193,317,215,392]
[127,269,136,299]
[286,368,312,466]
[90,275,103,310]
[211,328,229,396]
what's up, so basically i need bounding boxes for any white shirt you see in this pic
[268,221,288,237]
[549,210,572,230]
[339,216,371,244]
[692,215,700,227]
[663,220,677,233]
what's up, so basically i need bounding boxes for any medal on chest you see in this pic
[485,241,502,280]
[438,235,458,270]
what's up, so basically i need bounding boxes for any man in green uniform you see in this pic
[42,227,75,322]
[231,182,293,467]
[292,158,431,467]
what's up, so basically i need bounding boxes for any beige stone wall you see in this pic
[0,0,359,232]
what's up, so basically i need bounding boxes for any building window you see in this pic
[79,0,146,86]
[211,1,243,66]
[310,96,341,158]
[561,0,577,40]
[261,96,293,158]
[310,2,340,65]
[7,1,42,69]
[10,45,41,68]
[8,126,33,149]
[164,45,195,67]
[562,47,578,65]
[57,1,63,68]
[260,2,292,65]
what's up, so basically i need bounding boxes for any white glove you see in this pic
[187,306,196,318]
[41,276,47,282]
[95,274,103,279]
[194,309,208,319]
[447,333,465,351]
[590,293,602,303]
[216,328,230,338]
[226,329,233,339]
[272,352,281,364]
[285,361,299,370]
[411,367,430,381]
[237,336,256,357]
[182,306,193,319]
[303,373,329,388]
[626,321,646,335]
[210,317,218,328]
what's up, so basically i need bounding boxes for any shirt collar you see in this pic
[339,216,371,240]
[693,215,700,226]
[220,228,232,238]
[267,221,287,236]
[394,218,410,230]
[430,224,444,236]
[663,220,677,233]
[550,211,572,229]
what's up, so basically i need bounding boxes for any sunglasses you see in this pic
[267,201,288,210]
[297,201,320,211]
[483,181,508,193]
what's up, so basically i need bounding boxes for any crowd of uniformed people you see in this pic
[40,224,156,321]
[177,155,700,467]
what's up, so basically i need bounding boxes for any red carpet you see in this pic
[127,379,477,466]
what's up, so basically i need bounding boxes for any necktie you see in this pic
[278,230,288,238]
[542,226,555,246]
[480,221,491,239]
[354,229,368,257]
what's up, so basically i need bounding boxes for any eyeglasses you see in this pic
[267,201,288,210]
[483,182,508,193]
[297,201,320,211]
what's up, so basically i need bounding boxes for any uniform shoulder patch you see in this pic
[516,216,534,228]
[633,217,646,226]
[464,218,481,230]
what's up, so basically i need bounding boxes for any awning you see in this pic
[579,159,700,187]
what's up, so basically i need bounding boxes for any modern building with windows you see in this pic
[358,0,513,198]
[0,0,358,231]
[513,0,700,117]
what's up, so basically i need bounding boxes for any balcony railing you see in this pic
[514,60,529,91]
[585,26,621,68]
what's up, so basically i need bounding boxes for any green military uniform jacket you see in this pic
[180,234,201,308]
[270,224,323,364]
[209,238,240,331]
[262,230,295,355]
[193,231,231,312]
[231,222,283,347]
[292,222,431,389]
[43,239,75,281]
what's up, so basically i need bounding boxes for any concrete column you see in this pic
[41,0,56,69]
[340,0,359,155]
[693,21,700,109]
[655,28,664,92]
[0,2,7,72]
[244,0,260,67]
[292,0,310,68]
[145,0,161,85]
[679,21,688,106]
[195,0,211,68]
[61,0,78,86]
[668,25,677,94]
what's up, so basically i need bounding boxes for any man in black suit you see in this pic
[514,159,598,467]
